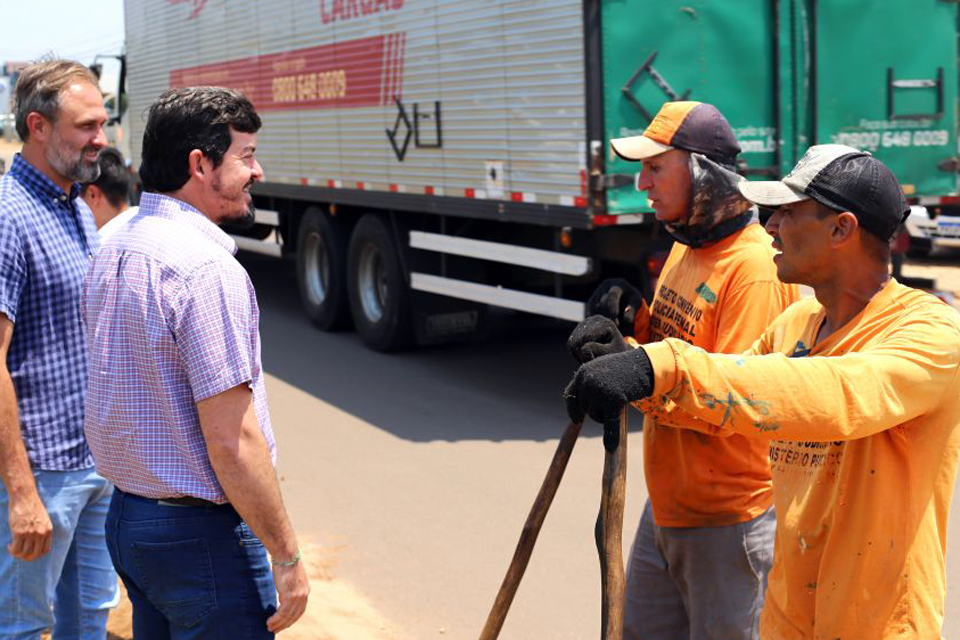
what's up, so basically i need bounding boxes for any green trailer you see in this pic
[596,0,959,214]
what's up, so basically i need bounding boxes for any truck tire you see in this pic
[347,214,413,351]
[296,207,351,330]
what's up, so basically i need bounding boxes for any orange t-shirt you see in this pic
[640,280,960,639]
[641,223,799,527]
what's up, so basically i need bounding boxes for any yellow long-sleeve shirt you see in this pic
[637,279,960,639]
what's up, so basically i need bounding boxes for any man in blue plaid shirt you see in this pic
[0,60,117,639]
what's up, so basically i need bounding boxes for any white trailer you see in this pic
[122,0,642,350]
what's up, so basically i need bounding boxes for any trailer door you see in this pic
[600,0,777,215]
[812,0,958,198]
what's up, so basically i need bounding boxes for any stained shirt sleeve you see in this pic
[642,307,960,441]
[632,331,769,436]
[170,262,258,402]
[0,212,26,322]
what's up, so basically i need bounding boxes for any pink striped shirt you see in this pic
[82,193,275,503]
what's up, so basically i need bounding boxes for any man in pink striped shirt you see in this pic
[82,87,309,639]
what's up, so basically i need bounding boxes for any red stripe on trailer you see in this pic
[389,184,399,192]
[592,214,618,226]
[918,195,960,206]
[379,33,393,106]
[425,186,435,196]
[300,178,309,186]
[575,197,588,208]
[396,33,407,99]
[465,188,476,198]
[580,170,587,196]
[170,33,406,112]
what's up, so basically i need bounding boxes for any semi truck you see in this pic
[116,0,959,350]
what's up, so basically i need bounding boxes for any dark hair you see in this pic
[81,147,131,208]
[139,86,261,193]
[14,59,100,141]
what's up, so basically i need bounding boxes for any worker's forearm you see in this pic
[0,368,37,498]
[207,423,299,560]
[643,325,960,441]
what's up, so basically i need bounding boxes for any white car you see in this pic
[904,204,960,256]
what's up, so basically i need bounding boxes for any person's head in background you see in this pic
[81,147,131,228]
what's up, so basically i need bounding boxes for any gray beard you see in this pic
[45,137,100,184]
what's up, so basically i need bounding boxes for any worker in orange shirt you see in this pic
[566,144,960,639]
[572,101,798,640]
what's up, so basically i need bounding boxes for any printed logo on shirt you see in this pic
[649,283,704,341]
[694,282,717,304]
[769,440,844,475]
[789,340,811,358]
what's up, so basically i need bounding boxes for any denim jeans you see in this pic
[623,501,776,640]
[0,468,118,640]
[105,489,277,640]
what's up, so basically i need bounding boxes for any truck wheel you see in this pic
[297,207,351,330]
[347,214,413,351]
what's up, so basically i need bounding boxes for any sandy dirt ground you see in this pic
[46,540,407,640]
[93,540,408,640]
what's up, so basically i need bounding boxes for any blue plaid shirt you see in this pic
[0,154,99,470]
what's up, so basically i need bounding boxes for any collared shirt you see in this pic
[0,154,99,471]
[82,192,275,503]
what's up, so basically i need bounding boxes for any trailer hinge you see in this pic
[593,173,635,191]
[937,157,960,172]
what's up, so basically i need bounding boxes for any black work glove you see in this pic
[563,347,654,451]
[567,315,628,364]
[586,278,646,338]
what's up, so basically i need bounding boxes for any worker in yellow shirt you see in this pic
[574,101,798,640]
[565,143,960,639]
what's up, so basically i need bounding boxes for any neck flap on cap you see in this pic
[662,153,755,248]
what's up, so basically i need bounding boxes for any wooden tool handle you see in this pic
[478,420,584,640]
[596,409,628,640]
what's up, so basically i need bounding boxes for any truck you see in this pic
[115,0,959,350]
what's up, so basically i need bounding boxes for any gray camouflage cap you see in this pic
[738,144,910,241]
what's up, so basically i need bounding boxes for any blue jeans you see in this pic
[105,489,277,640]
[0,468,118,640]
[623,502,776,640]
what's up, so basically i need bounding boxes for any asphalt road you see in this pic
[242,251,960,640]
[249,252,647,640]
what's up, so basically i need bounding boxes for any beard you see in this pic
[212,173,256,230]
[45,130,100,183]
[236,201,256,230]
